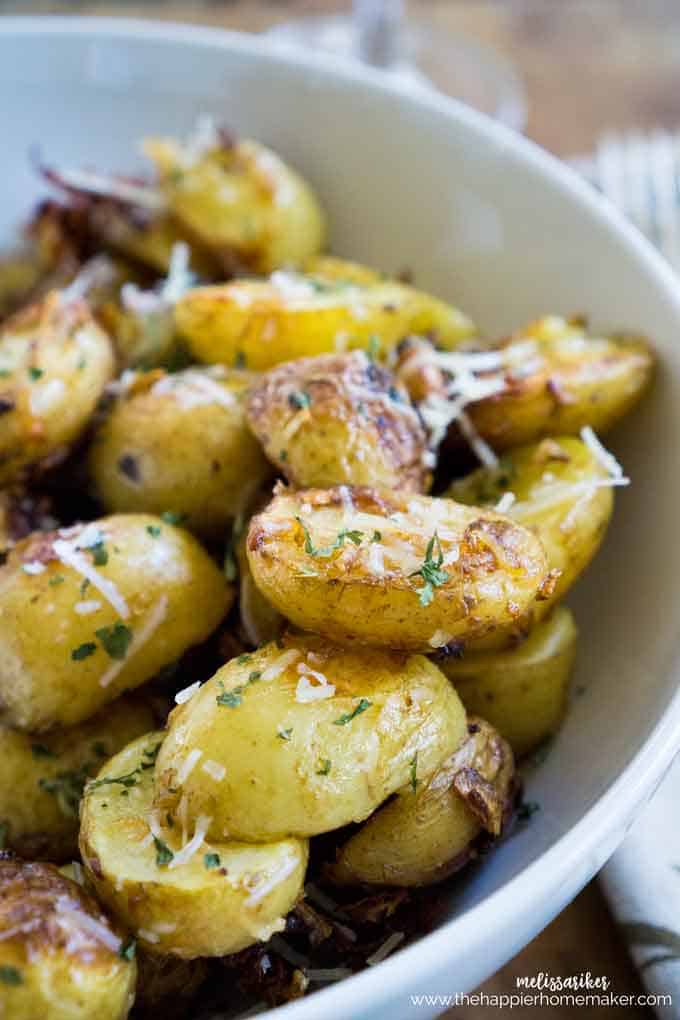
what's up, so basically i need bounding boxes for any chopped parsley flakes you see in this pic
[119,937,137,961]
[27,367,43,381]
[409,752,419,793]
[296,516,363,558]
[410,532,449,607]
[288,390,311,411]
[277,727,293,741]
[333,698,372,726]
[146,524,162,537]
[161,511,187,526]
[0,966,22,985]
[95,623,132,660]
[71,641,97,661]
[316,758,332,775]
[31,743,57,760]
[204,852,221,870]
[154,836,174,868]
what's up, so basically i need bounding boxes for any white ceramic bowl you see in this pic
[3,17,680,1020]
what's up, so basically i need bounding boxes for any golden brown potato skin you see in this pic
[0,514,232,731]
[0,292,115,485]
[449,436,613,649]
[89,367,271,537]
[154,634,468,842]
[467,317,654,450]
[439,607,577,757]
[246,485,549,652]
[328,717,515,887]
[80,733,308,959]
[0,696,154,862]
[174,260,475,372]
[144,135,326,274]
[0,857,136,1020]
[245,351,431,492]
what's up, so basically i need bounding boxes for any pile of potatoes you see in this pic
[0,120,653,1019]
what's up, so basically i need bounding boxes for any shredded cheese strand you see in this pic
[52,539,130,620]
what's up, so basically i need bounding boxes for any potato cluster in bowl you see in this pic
[0,119,653,1019]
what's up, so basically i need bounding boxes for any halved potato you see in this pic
[174,260,475,371]
[246,485,549,651]
[439,607,577,756]
[0,514,232,730]
[245,350,431,491]
[466,317,653,449]
[449,435,614,647]
[0,857,136,1020]
[235,524,286,647]
[328,717,515,887]
[0,695,155,861]
[0,292,115,484]
[80,733,308,958]
[89,367,271,537]
[154,634,468,842]
[144,132,325,274]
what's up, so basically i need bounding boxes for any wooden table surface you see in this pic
[4,1,674,1015]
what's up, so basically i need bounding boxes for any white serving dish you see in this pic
[2,17,680,1020]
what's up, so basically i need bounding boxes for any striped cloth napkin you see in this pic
[574,132,680,1019]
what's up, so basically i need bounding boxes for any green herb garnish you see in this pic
[71,642,97,661]
[0,966,22,986]
[146,525,161,538]
[204,852,221,870]
[288,390,311,411]
[277,727,293,741]
[333,698,372,726]
[31,743,57,760]
[216,682,243,709]
[371,531,382,542]
[48,573,65,587]
[296,516,363,558]
[367,335,380,360]
[86,769,141,793]
[161,511,187,526]
[95,623,132,661]
[119,937,137,961]
[27,367,43,381]
[316,758,332,776]
[409,752,419,793]
[410,532,449,607]
[517,800,541,822]
[39,768,91,818]
[154,836,174,868]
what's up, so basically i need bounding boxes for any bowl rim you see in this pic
[4,15,680,1017]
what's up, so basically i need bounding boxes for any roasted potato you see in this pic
[328,717,515,887]
[246,485,550,652]
[449,435,615,648]
[0,856,136,1020]
[80,732,308,958]
[154,634,469,842]
[0,695,154,861]
[88,367,271,537]
[144,130,325,274]
[0,252,43,321]
[0,514,232,731]
[465,317,652,450]
[245,350,431,492]
[174,260,475,372]
[439,608,577,756]
[0,292,115,484]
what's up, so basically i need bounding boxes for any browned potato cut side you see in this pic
[246,485,549,652]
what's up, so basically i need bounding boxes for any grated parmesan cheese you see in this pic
[580,425,626,479]
[367,542,385,575]
[244,855,300,907]
[201,759,226,782]
[176,748,203,786]
[174,681,202,705]
[261,649,302,682]
[295,673,336,703]
[52,538,130,620]
[74,599,102,615]
[60,255,117,304]
[29,378,65,417]
[22,561,46,575]
[168,814,211,869]
[98,594,168,688]
[495,491,516,514]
